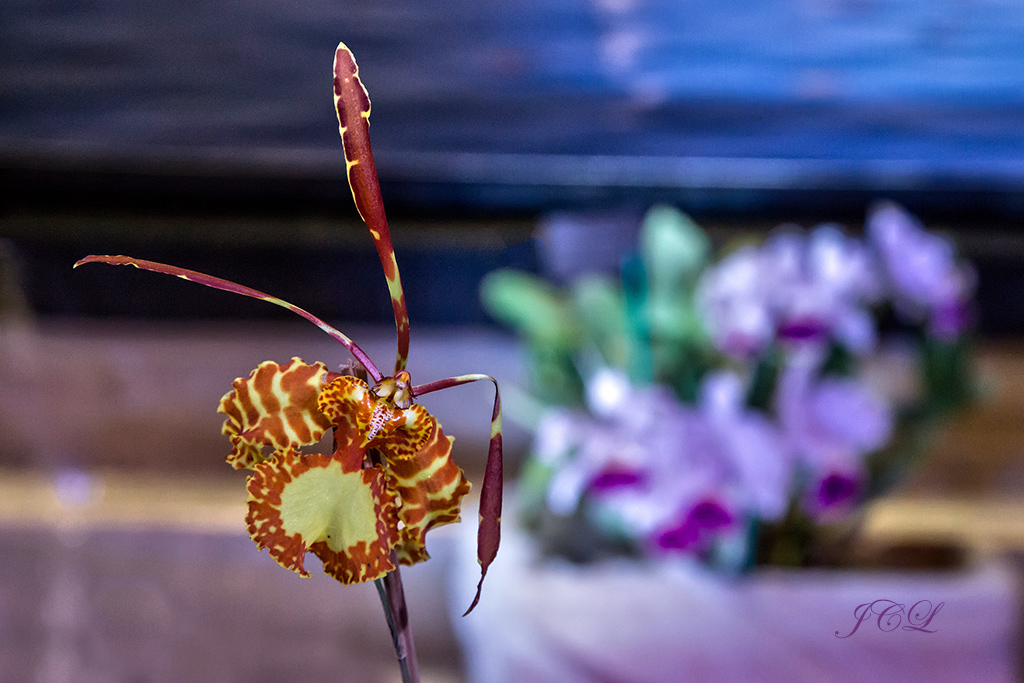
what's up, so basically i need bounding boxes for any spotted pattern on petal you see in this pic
[381,404,433,460]
[246,449,398,584]
[386,421,471,565]
[317,376,432,467]
[219,358,333,469]
[317,375,379,471]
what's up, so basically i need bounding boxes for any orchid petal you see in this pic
[334,42,410,375]
[246,449,398,584]
[319,375,472,566]
[414,374,502,615]
[315,376,426,465]
[386,419,471,566]
[378,404,435,459]
[317,375,386,471]
[73,255,382,381]
[218,358,335,470]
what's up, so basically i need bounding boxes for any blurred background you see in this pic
[2,0,1024,680]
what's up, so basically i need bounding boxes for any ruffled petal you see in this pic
[385,418,471,565]
[246,449,398,584]
[219,358,334,469]
[318,376,431,465]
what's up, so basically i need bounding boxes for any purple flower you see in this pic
[697,372,793,521]
[814,471,861,512]
[590,465,647,491]
[536,370,794,554]
[767,226,880,352]
[777,355,892,515]
[867,201,975,338]
[697,225,880,358]
[696,246,775,358]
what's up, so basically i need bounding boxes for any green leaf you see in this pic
[921,334,975,414]
[571,275,628,368]
[640,205,710,292]
[480,269,578,347]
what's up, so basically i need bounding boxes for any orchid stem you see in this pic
[374,566,420,683]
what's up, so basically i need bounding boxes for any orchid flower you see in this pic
[777,352,891,516]
[74,43,503,617]
[536,368,791,556]
[696,224,879,358]
[764,226,879,352]
[867,201,975,338]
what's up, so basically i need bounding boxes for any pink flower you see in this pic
[535,369,793,554]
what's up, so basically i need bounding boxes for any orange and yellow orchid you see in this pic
[74,43,503,616]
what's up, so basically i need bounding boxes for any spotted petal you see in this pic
[317,376,433,465]
[246,449,399,584]
[218,358,335,470]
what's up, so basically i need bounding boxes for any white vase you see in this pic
[450,516,1018,683]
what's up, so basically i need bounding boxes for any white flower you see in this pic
[696,246,775,358]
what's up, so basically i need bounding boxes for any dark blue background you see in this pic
[3,0,1024,330]
[3,0,1024,211]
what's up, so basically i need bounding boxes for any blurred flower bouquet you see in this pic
[483,202,975,571]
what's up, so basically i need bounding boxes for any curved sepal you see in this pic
[334,42,410,374]
[219,358,334,470]
[73,255,382,381]
[246,449,399,584]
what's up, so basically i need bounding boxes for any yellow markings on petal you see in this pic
[387,421,471,566]
[246,450,398,585]
[318,374,431,462]
[317,375,378,471]
[380,404,433,460]
[317,375,372,423]
[218,358,333,470]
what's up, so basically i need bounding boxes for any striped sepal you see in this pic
[333,42,411,375]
